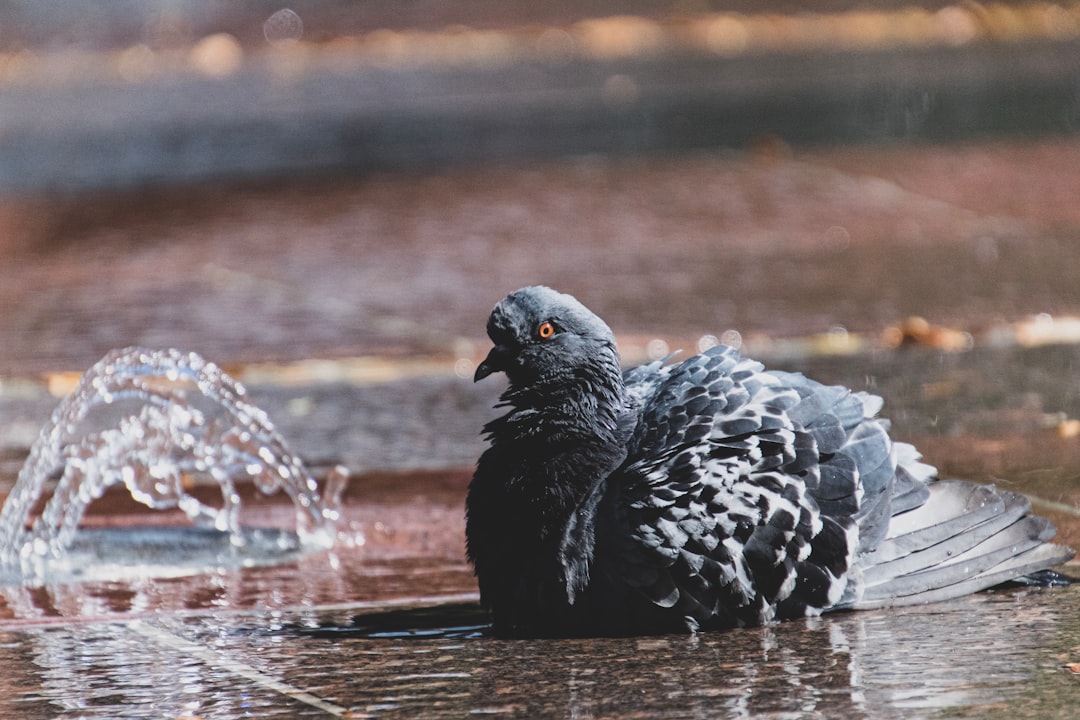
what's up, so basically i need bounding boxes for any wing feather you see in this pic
[602,346,854,627]
[594,344,1071,630]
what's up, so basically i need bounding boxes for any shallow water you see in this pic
[1,568,1078,719]
[0,461,1075,719]
[277,588,1080,720]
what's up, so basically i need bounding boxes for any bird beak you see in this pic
[474,344,510,382]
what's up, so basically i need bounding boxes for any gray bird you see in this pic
[467,286,1074,637]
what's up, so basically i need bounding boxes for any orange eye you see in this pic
[537,321,555,339]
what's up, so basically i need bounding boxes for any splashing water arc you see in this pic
[0,347,343,578]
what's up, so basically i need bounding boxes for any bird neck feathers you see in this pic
[495,344,627,441]
[474,343,632,610]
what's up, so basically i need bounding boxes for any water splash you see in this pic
[0,347,345,581]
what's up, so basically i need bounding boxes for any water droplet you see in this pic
[454,358,475,379]
[823,225,851,249]
[264,9,304,44]
[646,338,670,360]
[720,329,743,349]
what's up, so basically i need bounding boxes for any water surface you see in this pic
[0,568,1077,719]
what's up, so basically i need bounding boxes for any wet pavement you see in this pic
[0,474,1079,720]
[7,586,1080,719]
[4,2,1080,718]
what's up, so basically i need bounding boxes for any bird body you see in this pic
[467,286,1073,637]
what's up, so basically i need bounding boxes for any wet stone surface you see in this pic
[1,581,1079,719]
[251,588,1080,720]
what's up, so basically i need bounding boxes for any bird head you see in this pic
[474,286,619,391]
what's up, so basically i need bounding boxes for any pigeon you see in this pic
[466,286,1074,637]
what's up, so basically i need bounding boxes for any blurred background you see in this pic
[2,0,1080,501]
[0,0,1077,367]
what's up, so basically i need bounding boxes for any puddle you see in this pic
[275,586,1080,720]
[1,582,1078,719]
[0,463,1075,718]
[8,526,311,584]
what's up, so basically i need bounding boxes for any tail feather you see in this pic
[860,514,1053,603]
[864,481,1005,564]
[842,474,1076,611]
[860,490,1030,586]
[853,542,1074,610]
